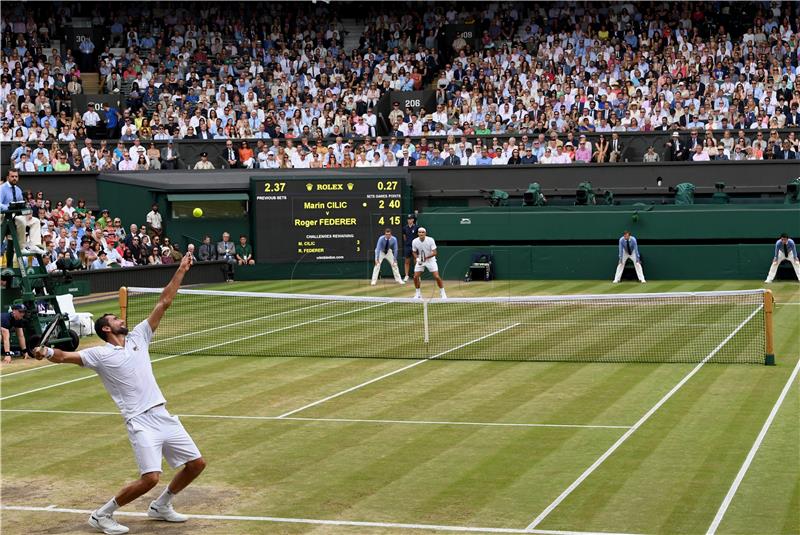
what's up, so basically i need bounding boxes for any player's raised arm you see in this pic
[32,347,84,365]
[148,253,193,332]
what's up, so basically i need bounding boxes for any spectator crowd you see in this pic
[1,169,255,277]
[1,0,799,171]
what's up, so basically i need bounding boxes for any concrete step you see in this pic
[341,18,362,53]
[81,72,101,94]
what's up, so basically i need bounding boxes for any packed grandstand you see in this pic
[2,1,799,172]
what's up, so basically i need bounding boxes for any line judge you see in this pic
[765,233,800,283]
[371,228,405,286]
[613,230,646,283]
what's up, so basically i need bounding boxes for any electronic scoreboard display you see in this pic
[252,175,405,263]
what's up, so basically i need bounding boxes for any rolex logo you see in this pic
[346,183,354,191]
[306,183,313,191]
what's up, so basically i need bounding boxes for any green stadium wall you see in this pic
[97,176,799,281]
[233,244,786,281]
[415,205,800,241]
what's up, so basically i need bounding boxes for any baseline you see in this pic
[524,304,764,531]
[0,505,642,535]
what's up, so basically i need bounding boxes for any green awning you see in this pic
[167,193,249,202]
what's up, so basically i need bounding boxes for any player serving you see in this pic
[33,253,206,535]
[412,227,447,299]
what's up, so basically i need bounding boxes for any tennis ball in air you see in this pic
[193,208,203,218]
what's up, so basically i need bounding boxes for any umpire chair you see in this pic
[1,203,79,353]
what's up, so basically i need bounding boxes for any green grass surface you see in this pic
[1,280,798,535]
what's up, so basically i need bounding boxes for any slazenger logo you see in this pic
[460,218,471,224]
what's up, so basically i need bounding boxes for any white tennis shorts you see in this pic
[414,257,439,273]
[126,405,201,474]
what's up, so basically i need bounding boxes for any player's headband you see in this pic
[418,227,426,233]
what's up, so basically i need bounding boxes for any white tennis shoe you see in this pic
[88,512,129,534]
[22,243,46,255]
[148,501,188,522]
[403,275,409,282]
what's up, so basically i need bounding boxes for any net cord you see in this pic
[126,287,766,305]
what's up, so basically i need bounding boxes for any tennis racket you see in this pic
[30,315,66,358]
[417,252,425,265]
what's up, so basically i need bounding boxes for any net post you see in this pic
[763,289,775,366]
[423,301,429,345]
[119,286,128,325]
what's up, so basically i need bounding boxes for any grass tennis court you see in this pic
[1,280,798,535]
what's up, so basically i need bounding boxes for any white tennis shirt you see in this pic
[412,236,437,259]
[79,320,166,421]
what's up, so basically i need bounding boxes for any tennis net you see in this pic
[121,287,772,364]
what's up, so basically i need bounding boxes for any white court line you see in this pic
[0,303,387,402]
[277,323,521,419]
[0,362,57,378]
[705,357,800,535]
[0,302,333,381]
[0,505,642,535]
[0,408,630,430]
[524,305,764,531]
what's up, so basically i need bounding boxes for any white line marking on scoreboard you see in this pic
[705,356,800,535]
[0,505,642,535]
[0,408,629,430]
[524,305,764,531]
[276,323,521,419]
[0,303,387,402]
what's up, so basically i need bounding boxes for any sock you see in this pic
[96,497,118,516]
[440,288,447,296]
[415,289,421,296]
[154,488,175,507]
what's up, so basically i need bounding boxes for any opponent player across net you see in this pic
[412,227,447,299]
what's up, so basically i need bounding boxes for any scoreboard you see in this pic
[252,176,405,263]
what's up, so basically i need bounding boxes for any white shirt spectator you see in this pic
[118,157,137,170]
[16,159,36,172]
[82,109,101,126]
[146,209,163,231]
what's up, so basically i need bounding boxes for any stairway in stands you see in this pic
[341,18,363,53]
[82,73,101,94]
